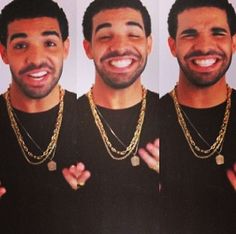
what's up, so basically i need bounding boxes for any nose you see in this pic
[109,35,129,54]
[193,34,216,53]
[25,45,45,65]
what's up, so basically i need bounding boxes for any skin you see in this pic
[64,8,158,183]
[83,7,152,109]
[226,163,236,191]
[0,187,6,198]
[0,17,90,194]
[168,7,236,108]
[0,17,69,112]
[168,7,236,187]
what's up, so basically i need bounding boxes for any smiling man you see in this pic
[62,0,159,233]
[159,0,236,233]
[0,0,90,233]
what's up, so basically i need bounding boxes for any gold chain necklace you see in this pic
[4,86,64,170]
[170,85,231,165]
[87,86,147,166]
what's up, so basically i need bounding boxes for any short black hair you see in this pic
[168,0,236,39]
[0,0,69,46]
[82,0,151,42]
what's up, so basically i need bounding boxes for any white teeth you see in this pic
[194,59,216,67]
[29,71,48,78]
[110,59,132,68]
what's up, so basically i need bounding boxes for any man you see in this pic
[0,0,90,233]
[63,0,159,233]
[159,0,236,233]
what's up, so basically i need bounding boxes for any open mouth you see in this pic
[27,71,49,81]
[109,58,133,68]
[192,58,217,67]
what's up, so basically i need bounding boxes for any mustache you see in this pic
[100,50,141,62]
[184,50,225,60]
[19,63,53,75]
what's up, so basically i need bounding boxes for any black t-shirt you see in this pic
[0,91,84,234]
[76,90,159,234]
[159,91,236,234]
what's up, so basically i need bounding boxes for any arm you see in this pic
[226,163,236,191]
[138,138,159,173]
[62,162,91,190]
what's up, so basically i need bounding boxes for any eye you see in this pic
[128,34,141,39]
[212,32,227,37]
[45,40,57,47]
[13,42,27,50]
[98,35,112,41]
[182,33,197,39]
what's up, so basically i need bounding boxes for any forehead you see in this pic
[177,7,229,32]
[7,17,61,37]
[92,7,144,29]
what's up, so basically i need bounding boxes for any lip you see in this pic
[22,69,51,87]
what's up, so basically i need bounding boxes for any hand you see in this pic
[226,163,236,191]
[62,162,91,190]
[138,138,159,173]
[0,181,6,198]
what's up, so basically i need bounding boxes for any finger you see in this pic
[0,187,7,198]
[138,148,159,173]
[154,138,160,148]
[77,170,91,187]
[146,142,159,160]
[69,162,85,178]
[226,169,236,191]
[62,168,78,190]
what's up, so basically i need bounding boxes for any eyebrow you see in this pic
[95,23,112,34]
[95,21,144,34]
[211,27,227,34]
[9,30,60,42]
[126,21,144,31]
[10,33,27,42]
[180,28,197,36]
[42,30,60,38]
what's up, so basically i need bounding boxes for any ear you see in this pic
[0,43,9,64]
[232,34,236,53]
[168,36,177,57]
[63,38,70,59]
[83,39,93,59]
[146,35,152,55]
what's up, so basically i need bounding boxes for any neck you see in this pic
[9,84,61,113]
[175,77,228,108]
[92,78,143,109]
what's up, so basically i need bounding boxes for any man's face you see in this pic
[0,17,69,99]
[168,7,236,87]
[83,8,152,89]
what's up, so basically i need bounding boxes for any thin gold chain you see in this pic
[87,86,147,160]
[170,85,231,159]
[4,86,64,165]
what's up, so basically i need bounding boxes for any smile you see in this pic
[28,71,48,79]
[193,58,217,67]
[110,59,133,68]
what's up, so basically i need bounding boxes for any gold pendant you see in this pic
[47,160,57,171]
[215,154,224,165]
[131,155,140,167]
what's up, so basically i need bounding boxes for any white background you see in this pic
[0,0,158,97]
